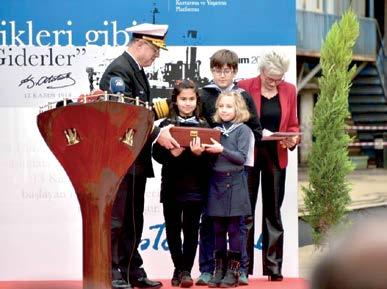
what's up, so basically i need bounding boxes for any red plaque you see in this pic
[170,126,221,147]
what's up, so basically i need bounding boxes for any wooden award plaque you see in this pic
[170,126,221,147]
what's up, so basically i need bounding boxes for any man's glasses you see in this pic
[143,40,160,55]
[212,68,234,76]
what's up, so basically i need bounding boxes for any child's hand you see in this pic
[170,147,185,157]
[190,137,205,156]
[203,138,223,154]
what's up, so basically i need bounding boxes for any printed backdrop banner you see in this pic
[0,0,298,280]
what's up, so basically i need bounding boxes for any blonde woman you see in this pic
[238,51,300,281]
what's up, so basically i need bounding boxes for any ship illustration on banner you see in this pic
[88,1,210,99]
[148,30,210,98]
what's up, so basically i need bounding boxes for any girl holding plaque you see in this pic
[203,91,253,288]
[152,80,209,288]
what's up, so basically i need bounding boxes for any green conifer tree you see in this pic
[302,10,359,245]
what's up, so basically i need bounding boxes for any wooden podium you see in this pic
[37,99,154,289]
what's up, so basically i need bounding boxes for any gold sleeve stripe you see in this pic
[153,98,169,119]
[154,102,163,118]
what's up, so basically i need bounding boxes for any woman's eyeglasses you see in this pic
[262,71,284,85]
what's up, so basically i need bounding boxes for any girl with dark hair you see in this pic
[152,80,210,288]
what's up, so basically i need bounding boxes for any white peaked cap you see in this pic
[126,23,169,50]
[126,23,168,37]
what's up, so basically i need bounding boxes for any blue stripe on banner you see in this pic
[0,0,296,46]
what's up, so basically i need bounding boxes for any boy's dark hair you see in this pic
[210,49,239,71]
[169,79,202,119]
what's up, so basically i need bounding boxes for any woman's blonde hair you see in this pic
[213,91,250,124]
[259,50,290,75]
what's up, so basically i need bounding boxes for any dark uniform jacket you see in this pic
[152,117,210,203]
[100,52,158,177]
[207,123,252,217]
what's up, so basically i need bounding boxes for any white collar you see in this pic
[205,82,238,92]
[177,116,200,124]
[215,122,243,137]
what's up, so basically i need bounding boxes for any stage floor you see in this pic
[0,278,308,289]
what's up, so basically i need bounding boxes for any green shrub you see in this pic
[302,10,359,245]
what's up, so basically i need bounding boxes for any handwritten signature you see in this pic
[18,72,76,89]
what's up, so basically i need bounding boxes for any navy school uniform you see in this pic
[152,115,210,273]
[153,116,210,204]
[207,122,252,217]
